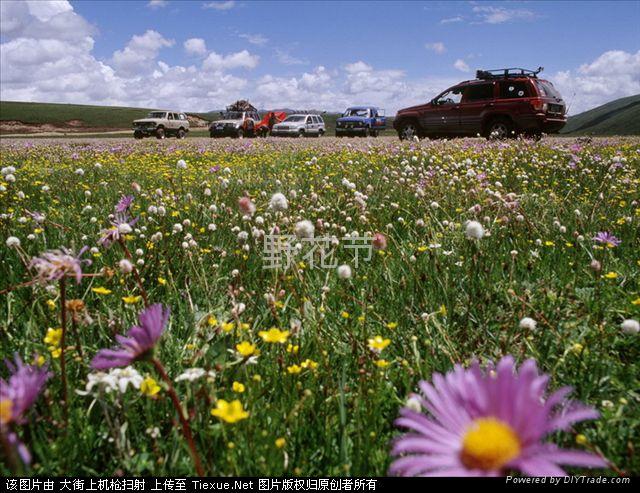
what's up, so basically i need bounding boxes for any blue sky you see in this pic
[2,1,639,113]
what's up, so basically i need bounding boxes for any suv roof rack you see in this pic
[476,67,543,80]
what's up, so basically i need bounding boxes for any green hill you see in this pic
[562,94,640,135]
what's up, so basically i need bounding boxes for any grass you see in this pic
[0,136,638,476]
[561,95,640,136]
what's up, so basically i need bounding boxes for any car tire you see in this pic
[156,128,165,140]
[486,117,513,140]
[209,131,216,138]
[236,129,244,139]
[177,129,186,139]
[134,131,143,140]
[298,130,305,138]
[318,130,324,137]
[371,130,379,137]
[398,121,419,141]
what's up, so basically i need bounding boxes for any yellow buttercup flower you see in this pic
[232,381,245,393]
[258,328,290,344]
[158,277,167,286]
[211,399,249,424]
[275,437,286,449]
[92,287,112,295]
[141,377,161,396]
[368,335,391,352]
[44,327,63,347]
[0,400,13,425]
[604,272,618,279]
[287,364,302,374]
[375,359,390,368]
[386,322,398,330]
[122,295,142,304]
[221,322,235,333]
[235,341,257,357]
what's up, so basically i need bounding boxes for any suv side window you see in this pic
[168,113,174,120]
[435,88,463,105]
[499,81,530,99]
[464,84,494,102]
[179,113,187,120]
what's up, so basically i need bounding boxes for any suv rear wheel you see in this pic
[399,121,419,141]
[156,127,165,140]
[486,117,513,140]
[177,128,185,139]
[236,129,244,139]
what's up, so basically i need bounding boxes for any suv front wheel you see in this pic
[156,127,165,140]
[486,117,513,140]
[398,121,419,141]
[177,128,186,139]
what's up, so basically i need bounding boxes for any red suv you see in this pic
[393,68,567,140]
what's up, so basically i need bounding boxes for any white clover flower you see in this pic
[175,368,207,382]
[295,220,315,239]
[405,395,422,413]
[465,220,485,240]
[269,192,289,211]
[75,168,85,176]
[337,264,352,279]
[177,159,187,169]
[5,174,16,183]
[118,223,133,235]
[172,223,183,234]
[621,319,639,334]
[6,236,20,248]
[519,317,537,331]
[118,259,134,274]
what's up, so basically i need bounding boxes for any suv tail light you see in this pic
[531,98,546,111]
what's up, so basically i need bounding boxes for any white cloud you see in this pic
[203,1,235,10]
[453,59,470,72]
[239,33,268,46]
[111,30,174,76]
[147,0,168,9]
[202,50,259,71]
[184,38,207,56]
[440,16,463,24]
[551,50,640,114]
[425,42,446,54]
[275,49,307,66]
[472,6,536,24]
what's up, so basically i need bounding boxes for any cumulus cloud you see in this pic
[184,38,207,56]
[202,50,259,71]
[472,6,537,24]
[239,33,268,46]
[147,0,168,9]
[203,1,235,10]
[551,50,640,114]
[111,30,175,77]
[454,59,470,72]
[275,49,307,66]
[425,42,446,54]
[440,16,463,24]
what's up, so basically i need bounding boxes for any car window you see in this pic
[318,117,324,124]
[464,84,494,102]
[435,88,463,105]
[284,116,305,122]
[149,112,166,118]
[306,117,312,124]
[179,113,187,120]
[535,80,562,99]
[168,113,174,120]
[499,81,530,99]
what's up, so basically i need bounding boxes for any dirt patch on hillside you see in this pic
[0,120,128,135]
[187,114,210,127]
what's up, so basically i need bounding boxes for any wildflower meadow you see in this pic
[1,136,638,477]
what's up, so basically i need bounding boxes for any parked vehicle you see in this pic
[270,114,325,137]
[255,111,287,137]
[335,106,386,137]
[393,67,567,140]
[133,111,189,139]
[209,100,261,138]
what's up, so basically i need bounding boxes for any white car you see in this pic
[209,110,261,138]
[271,114,325,137]
[133,111,189,139]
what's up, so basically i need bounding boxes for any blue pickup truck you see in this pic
[335,106,386,137]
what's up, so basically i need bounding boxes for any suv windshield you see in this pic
[536,80,562,99]
[148,112,166,118]
[223,112,243,120]
[344,109,370,117]
[284,116,306,122]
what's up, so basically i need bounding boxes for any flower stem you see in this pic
[118,238,149,307]
[59,278,69,426]
[151,357,205,476]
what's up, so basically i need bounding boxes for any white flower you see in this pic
[75,168,85,176]
[621,319,639,334]
[175,368,207,382]
[6,236,20,248]
[269,192,289,211]
[80,366,143,395]
[337,264,352,279]
[465,220,485,240]
[118,259,134,274]
[172,223,183,234]
[5,174,16,183]
[111,367,143,393]
[1,166,16,176]
[177,159,187,170]
[519,317,537,331]
[118,223,133,235]
[405,395,422,413]
[295,220,314,239]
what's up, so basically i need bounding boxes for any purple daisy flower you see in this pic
[99,196,139,247]
[91,304,170,370]
[1,354,50,426]
[593,231,621,247]
[389,356,606,477]
[115,195,134,213]
[29,246,91,285]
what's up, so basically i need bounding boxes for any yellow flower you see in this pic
[36,355,46,367]
[235,341,257,357]
[386,322,398,330]
[604,272,618,279]
[207,315,218,327]
[158,277,167,286]
[50,347,61,359]
[286,344,299,354]
[122,295,142,304]
[438,305,447,316]
[0,400,13,425]
[341,311,350,319]
[258,328,290,343]
[287,364,302,374]
[141,377,161,396]
[221,322,235,333]
[301,359,318,370]
[275,437,286,449]
[44,328,62,347]
[232,381,245,393]
[375,359,390,368]
[575,434,588,445]
[368,335,391,352]
[92,286,112,295]
[571,343,584,355]
[544,241,555,247]
[632,297,640,306]
[211,399,249,424]
[46,299,56,311]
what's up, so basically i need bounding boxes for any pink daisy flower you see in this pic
[390,356,606,476]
